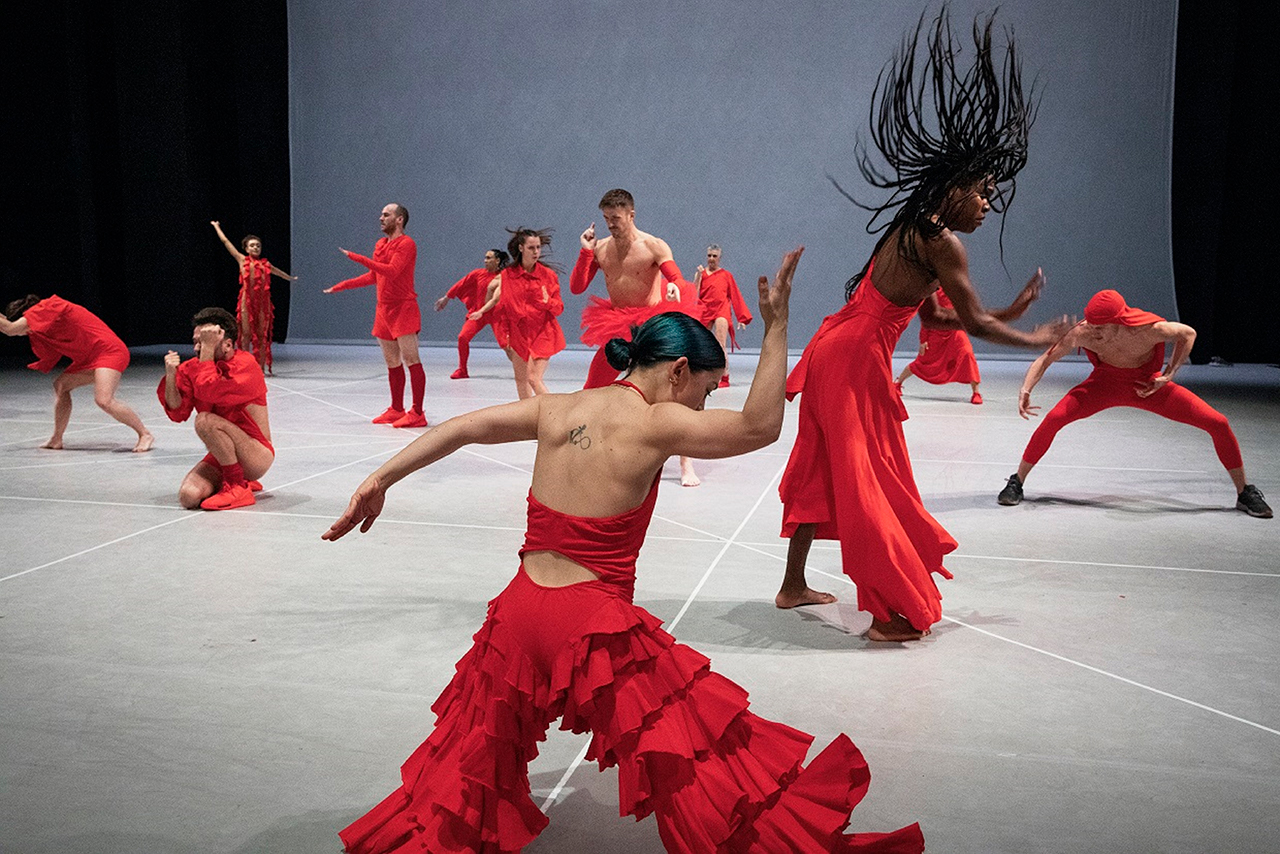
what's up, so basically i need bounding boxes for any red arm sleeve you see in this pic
[347,239,415,278]
[445,272,472,300]
[157,362,196,423]
[190,356,268,408]
[658,260,685,284]
[570,248,599,295]
[727,272,753,324]
[543,270,565,317]
[328,270,376,291]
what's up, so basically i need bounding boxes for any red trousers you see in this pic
[1023,372,1243,470]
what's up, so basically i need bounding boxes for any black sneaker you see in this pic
[1236,484,1273,518]
[997,473,1023,506]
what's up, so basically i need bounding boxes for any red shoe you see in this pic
[718,375,730,388]
[392,409,428,428]
[450,367,469,379]
[200,482,255,511]
[372,407,405,424]
[248,480,263,493]
[970,391,983,405]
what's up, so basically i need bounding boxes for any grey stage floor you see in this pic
[1,343,1277,854]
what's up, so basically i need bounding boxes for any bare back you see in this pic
[593,231,671,308]
[868,228,958,307]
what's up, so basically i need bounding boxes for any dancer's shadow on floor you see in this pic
[926,491,1226,516]
[227,809,355,854]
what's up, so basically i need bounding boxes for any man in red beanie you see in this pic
[998,289,1271,517]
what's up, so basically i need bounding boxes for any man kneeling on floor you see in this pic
[160,307,274,510]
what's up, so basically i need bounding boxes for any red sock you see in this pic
[388,365,406,411]
[222,462,246,488]
[457,338,470,372]
[408,363,426,414]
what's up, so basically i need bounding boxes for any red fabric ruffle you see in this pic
[237,257,275,373]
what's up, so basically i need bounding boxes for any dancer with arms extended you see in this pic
[777,10,1070,640]
[997,288,1272,517]
[210,220,297,375]
[1,294,153,452]
[325,203,427,428]
[324,248,924,853]
[433,248,508,379]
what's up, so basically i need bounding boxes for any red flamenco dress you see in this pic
[780,262,957,634]
[237,256,275,374]
[340,469,924,853]
[907,290,979,386]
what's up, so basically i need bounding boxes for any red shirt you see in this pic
[446,268,499,313]
[23,295,130,374]
[158,350,270,446]
[698,268,753,326]
[331,235,418,303]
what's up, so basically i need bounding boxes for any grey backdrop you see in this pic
[285,0,1178,355]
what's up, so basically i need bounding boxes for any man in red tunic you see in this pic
[325,203,427,428]
[2,294,154,452]
[433,248,508,379]
[894,271,1043,404]
[694,243,753,388]
[570,188,697,390]
[997,289,1272,518]
[159,307,274,511]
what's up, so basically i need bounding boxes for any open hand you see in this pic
[1018,390,1040,419]
[757,246,803,327]
[322,477,386,541]
[1029,315,1075,347]
[1134,375,1171,398]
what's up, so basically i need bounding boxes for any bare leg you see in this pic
[866,612,928,642]
[969,380,982,405]
[712,317,730,383]
[1016,458,1034,484]
[894,364,913,387]
[679,456,700,487]
[43,371,94,449]
[1227,466,1247,493]
[527,357,550,396]
[508,349,532,400]
[178,459,222,509]
[775,522,837,608]
[193,412,275,476]
[91,368,153,451]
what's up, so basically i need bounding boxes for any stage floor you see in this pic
[2,344,1277,854]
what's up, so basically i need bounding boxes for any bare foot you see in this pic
[680,457,701,487]
[40,437,64,450]
[133,433,155,453]
[865,613,928,642]
[775,587,838,608]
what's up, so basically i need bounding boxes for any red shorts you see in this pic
[373,299,422,340]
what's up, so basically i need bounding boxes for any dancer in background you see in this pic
[159,307,273,510]
[433,248,509,379]
[324,248,924,854]
[325,203,426,428]
[492,228,565,399]
[777,10,1070,640]
[210,220,297,375]
[997,288,1272,518]
[1,294,153,452]
[695,243,753,388]
[895,271,1044,404]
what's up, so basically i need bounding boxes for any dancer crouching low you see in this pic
[323,248,924,853]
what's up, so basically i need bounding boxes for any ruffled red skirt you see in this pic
[340,567,923,853]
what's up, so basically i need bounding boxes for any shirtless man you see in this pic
[998,288,1272,518]
[325,203,427,428]
[1,294,154,452]
[160,307,274,511]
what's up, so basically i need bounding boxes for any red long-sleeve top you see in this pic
[157,350,271,447]
[330,235,418,302]
[22,295,131,374]
[446,267,499,313]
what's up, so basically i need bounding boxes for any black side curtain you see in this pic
[2,1,291,359]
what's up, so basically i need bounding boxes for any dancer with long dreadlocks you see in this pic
[776,9,1070,640]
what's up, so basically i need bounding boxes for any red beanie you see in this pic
[1084,290,1164,326]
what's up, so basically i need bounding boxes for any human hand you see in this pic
[757,246,803,327]
[736,321,746,330]
[665,282,680,302]
[195,324,225,348]
[1010,268,1045,319]
[1029,315,1074,347]
[322,476,387,541]
[210,220,220,229]
[696,264,706,275]
[467,310,483,321]
[434,296,449,312]
[323,286,336,294]
[1018,389,1039,419]
[1134,375,1171,398]
[339,247,353,259]
[580,223,597,250]
[164,350,181,370]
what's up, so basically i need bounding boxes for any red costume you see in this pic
[1021,342,1243,472]
[907,291,979,385]
[446,267,503,371]
[237,257,276,373]
[780,263,957,633]
[572,248,700,388]
[331,235,421,340]
[339,467,924,854]
[698,268,753,350]
[500,263,566,361]
[22,295,130,375]
[157,350,274,467]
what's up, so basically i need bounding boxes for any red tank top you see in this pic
[520,474,662,603]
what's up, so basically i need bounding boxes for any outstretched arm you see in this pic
[1136,321,1196,398]
[322,396,541,540]
[1018,323,1083,418]
[270,263,298,282]
[643,248,801,459]
[0,315,29,336]
[211,221,246,265]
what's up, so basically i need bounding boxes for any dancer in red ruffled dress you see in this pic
[211,220,297,375]
[776,11,1069,640]
[433,248,509,379]
[2,294,153,452]
[325,203,428,428]
[324,249,924,853]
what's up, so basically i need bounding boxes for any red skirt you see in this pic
[339,567,923,853]
[908,328,980,385]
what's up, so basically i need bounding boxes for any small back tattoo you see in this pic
[569,424,591,449]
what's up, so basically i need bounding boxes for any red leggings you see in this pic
[1022,374,1243,470]
[455,316,492,369]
